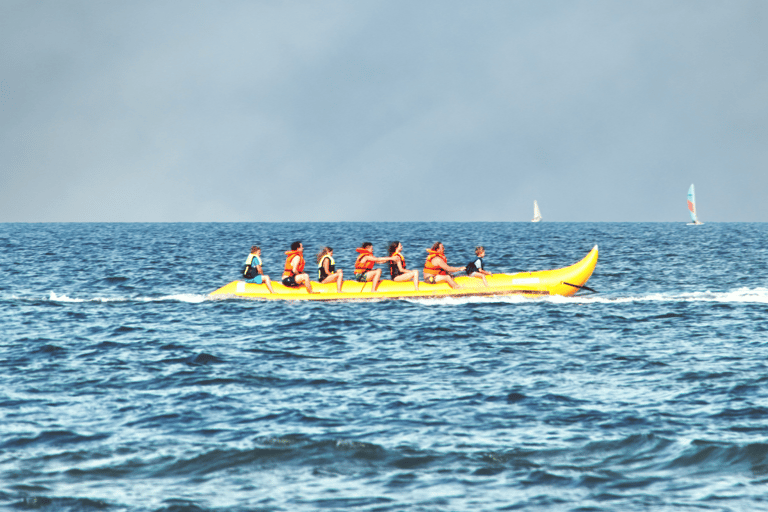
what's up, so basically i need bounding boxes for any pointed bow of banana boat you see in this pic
[544,244,598,296]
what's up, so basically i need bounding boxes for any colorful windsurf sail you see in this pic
[687,184,701,224]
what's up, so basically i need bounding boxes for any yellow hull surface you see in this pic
[208,245,598,301]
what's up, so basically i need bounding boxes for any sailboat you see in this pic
[687,184,703,225]
[532,200,542,222]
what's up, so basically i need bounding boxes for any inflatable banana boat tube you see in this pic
[209,245,598,301]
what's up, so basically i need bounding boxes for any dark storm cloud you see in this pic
[1,0,766,221]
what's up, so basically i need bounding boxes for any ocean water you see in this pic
[1,222,767,512]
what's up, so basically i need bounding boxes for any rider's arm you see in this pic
[437,257,464,273]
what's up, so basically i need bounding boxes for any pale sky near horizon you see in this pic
[1,1,766,222]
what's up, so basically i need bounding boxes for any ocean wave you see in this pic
[3,433,767,510]
[665,440,768,476]
[16,434,765,488]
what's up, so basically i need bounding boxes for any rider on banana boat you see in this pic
[317,246,344,293]
[465,246,491,287]
[388,241,419,291]
[423,241,466,289]
[354,242,395,292]
[242,245,274,293]
[282,241,315,293]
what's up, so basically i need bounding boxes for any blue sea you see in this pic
[1,222,767,512]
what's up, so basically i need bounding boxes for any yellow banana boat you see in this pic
[208,245,598,301]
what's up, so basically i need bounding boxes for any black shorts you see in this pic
[282,276,300,287]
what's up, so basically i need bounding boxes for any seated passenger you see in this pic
[423,241,466,289]
[282,241,315,293]
[317,246,344,293]
[354,242,395,292]
[242,245,274,293]
[388,241,419,291]
[466,246,491,287]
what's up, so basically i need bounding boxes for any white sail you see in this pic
[532,200,542,222]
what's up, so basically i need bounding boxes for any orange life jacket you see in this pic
[282,249,305,278]
[423,249,447,276]
[354,247,375,274]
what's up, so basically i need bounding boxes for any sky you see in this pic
[1,0,766,222]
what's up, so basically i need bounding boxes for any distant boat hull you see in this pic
[209,246,599,301]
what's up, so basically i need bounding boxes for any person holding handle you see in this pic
[423,241,465,289]
[354,242,395,292]
[466,246,491,287]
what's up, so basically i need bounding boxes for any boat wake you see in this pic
[404,287,768,306]
[563,287,768,305]
[5,292,209,304]
[5,288,767,306]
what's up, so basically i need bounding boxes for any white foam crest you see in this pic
[48,291,84,303]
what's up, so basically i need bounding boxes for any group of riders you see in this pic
[242,241,492,294]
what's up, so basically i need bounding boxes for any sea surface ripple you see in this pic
[1,222,767,511]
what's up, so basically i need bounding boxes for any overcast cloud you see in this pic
[1,0,766,222]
